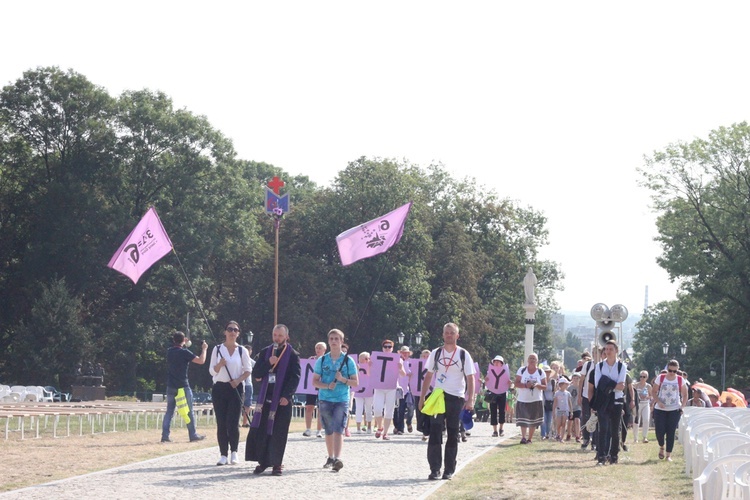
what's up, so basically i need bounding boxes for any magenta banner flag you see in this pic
[485,363,510,394]
[336,202,412,266]
[107,207,173,284]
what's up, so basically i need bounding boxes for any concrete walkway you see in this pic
[1,420,517,500]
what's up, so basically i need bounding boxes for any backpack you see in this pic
[520,366,543,377]
[656,373,684,402]
[433,346,466,373]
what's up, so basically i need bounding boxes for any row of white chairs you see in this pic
[681,407,750,499]
[0,385,54,403]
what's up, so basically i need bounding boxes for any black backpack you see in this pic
[590,361,622,412]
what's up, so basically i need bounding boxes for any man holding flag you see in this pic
[161,331,207,443]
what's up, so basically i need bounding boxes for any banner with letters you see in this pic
[485,363,511,394]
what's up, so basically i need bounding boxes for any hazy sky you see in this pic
[4,1,750,313]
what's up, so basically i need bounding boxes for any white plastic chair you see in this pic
[24,386,42,402]
[735,461,750,499]
[684,422,735,478]
[729,442,750,455]
[40,386,54,403]
[9,385,27,402]
[681,411,735,443]
[694,454,749,500]
[729,412,750,428]
[700,431,750,479]
[0,385,10,399]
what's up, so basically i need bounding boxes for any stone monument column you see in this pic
[522,267,538,360]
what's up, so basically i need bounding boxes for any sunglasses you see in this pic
[226,327,240,333]
[640,375,647,378]
[668,369,678,373]
[382,345,393,349]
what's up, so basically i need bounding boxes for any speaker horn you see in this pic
[597,319,617,346]
[599,330,617,346]
[590,303,609,322]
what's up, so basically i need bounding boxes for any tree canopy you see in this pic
[0,67,561,396]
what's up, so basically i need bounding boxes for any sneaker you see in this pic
[190,434,205,442]
[428,471,441,480]
[520,437,527,444]
[160,438,173,443]
[526,439,532,444]
[253,465,268,475]
[492,431,499,437]
[442,471,454,480]
[323,457,335,468]
[643,438,649,443]
[332,459,344,472]
[498,429,504,436]
[217,456,228,466]
[666,456,673,462]
[596,459,607,466]
[230,452,238,465]
[316,430,323,438]
[303,429,312,437]
[407,424,413,433]
[272,465,283,476]
[367,427,372,434]
[344,428,351,437]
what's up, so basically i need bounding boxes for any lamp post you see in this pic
[709,344,727,391]
[246,330,254,346]
[662,341,687,369]
[397,331,423,355]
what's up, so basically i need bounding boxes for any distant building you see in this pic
[550,312,565,336]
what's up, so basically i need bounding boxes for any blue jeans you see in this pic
[161,386,199,440]
[542,406,554,437]
[319,400,349,435]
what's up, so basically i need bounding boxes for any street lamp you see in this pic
[709,344,727,391]
[247,330,254,344]
[662,341,687,358]
[397,331,423,353]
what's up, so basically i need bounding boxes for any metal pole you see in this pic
[274,218,280,326]
[722,344,726,391]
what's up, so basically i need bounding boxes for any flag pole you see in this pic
[349,255,390,342]
[171,247,216,341]
[274,217,280,326]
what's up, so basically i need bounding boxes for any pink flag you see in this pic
[336,202,412,266]
[107,207,173,284]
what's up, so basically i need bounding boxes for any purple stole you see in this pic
[251,343,292,434]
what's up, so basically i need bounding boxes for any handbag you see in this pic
[484,390,497,403]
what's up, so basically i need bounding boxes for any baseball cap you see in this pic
[492,355,504,363]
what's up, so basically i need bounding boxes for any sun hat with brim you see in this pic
[492,355,504,363]
[460,408,474,431]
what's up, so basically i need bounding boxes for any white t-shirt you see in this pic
[581,360,595,399]
[516,366,546,403]
[593,360,627,400]
[426,346,476,398]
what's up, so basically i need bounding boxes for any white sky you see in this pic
[4,1,750,313]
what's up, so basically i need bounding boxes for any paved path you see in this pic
[1,421,518,500]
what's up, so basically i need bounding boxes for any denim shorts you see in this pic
[319,400,349,435]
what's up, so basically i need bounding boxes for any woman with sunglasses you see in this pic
[633,370,652,444]
[372,339,406,440]
[651,360,688,461]
[209,321,252,465]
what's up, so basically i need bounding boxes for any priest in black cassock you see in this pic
[245,324,301,476]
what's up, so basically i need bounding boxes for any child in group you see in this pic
[551,377,573,442]
[567,372,582,442]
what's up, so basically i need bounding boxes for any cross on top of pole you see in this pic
[268,176,285,194]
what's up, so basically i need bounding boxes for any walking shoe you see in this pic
[332,459,344,472]
[492,431,499,437]
[382,434,391,440]
[323,457,335,468]
[581,439,590,449]
[394,430,404,435]
[408,424,413,433]
[461,434,467,442]
[302,429,312,437]
[344,427,351,437]
[520,437,527,444]
[442,472,454,480]
[428,471,441,480]
[272,465,283,476]
[190,434,205,442]
[498,429,504,436]
[253,465,268,475]
[622,444,628,452]
[230,452,238,465]
[596,459,607,466]
[643,438,649,443]
[316,430,323,438]
[526,439,532,444]
[609,456,618,465]
[160,438,173,443]
[375,429,382,438]
[217,456,228,466]
[367,427,372,434]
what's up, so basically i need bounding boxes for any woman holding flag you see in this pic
[209,321,252,466]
